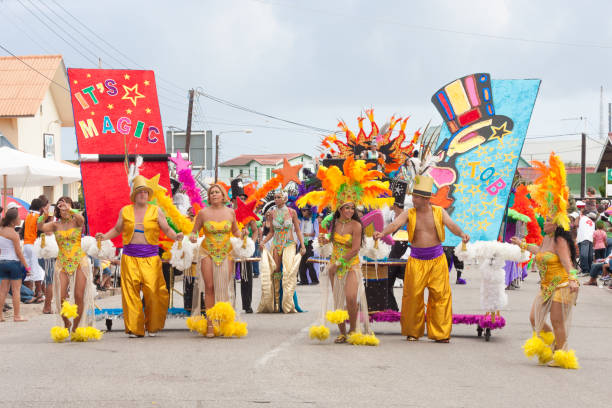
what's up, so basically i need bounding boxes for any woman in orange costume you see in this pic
[189,184,242,337]
[511,153,580,369]
[38,197,94,331]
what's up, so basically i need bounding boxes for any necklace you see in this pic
[59,214,73,224]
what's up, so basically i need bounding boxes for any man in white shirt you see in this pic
[576,210,596,275]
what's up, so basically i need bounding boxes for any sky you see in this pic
[2,0,612,165]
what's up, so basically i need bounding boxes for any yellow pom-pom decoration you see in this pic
[539,331,555,346]
[60,300,78,319]
[85,326,103,341]
[538,346,553,364]
[232,321,248,338]
[207,302,236,323]
[347,332,366,345]
[552,349,579,369]
[309,325,330,341]
[50,326,70,343]
[71,327,89,342]
[325,309,349,325]
[362,333,380,346]
[522,332,546,358]
[219,321,236,337]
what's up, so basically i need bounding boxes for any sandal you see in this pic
[435,338,450,343]
[584,281,597,286]
[206,323,215,338]
[407,336,418,341]
[334,334,347,344]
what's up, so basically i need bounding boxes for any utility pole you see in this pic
[581,132,586,198]
[185,89,195,159]
[214,133,219,183]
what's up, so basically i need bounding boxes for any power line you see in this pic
[0,42,69,90]
[0,5,53,54]
[16,0,98,65]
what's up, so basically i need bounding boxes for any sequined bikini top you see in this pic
[201,220,233,266]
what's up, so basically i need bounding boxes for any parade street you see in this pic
[1,272,610,408]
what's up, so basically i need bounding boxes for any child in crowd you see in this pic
[593,221,607,260]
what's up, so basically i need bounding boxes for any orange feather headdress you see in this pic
[296,156,393,211]
[528,152,570,231]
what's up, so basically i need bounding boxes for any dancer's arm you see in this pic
[8,229,29,274]
[510,237,539,254]
[96,212,124,241]
[249,219,259,242]
[442,209,470,243]
[556,237,579,292]
[37,212,56,233]
[375,210,409,239]
[189,211,204,242]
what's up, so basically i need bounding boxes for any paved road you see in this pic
[1,270,610,408]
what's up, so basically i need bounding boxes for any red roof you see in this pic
[220,153,306,166]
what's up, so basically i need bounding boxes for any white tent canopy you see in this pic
[0,146,81,187]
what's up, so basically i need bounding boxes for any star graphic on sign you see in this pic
[457,156,469,166]
[107,104,114,110]
[482,155,492,164]
[235,197,260,225]
[489,121,512,143]
[478,218,492,231]
[272,158,303,187]
[124,74,131,80]
[480,197,505,218]
[144,80,150,86]
[90,111,95,116]
[73,80,78,84]
[126,108,132,114]
[474,144,491,158]
[503,152,518,164]
[121,84,145,106]
[454,181,468,194]
[169,150,192,172]
[467,184,481,196]
[460,195,470,205]
[494,152,503,161]
[145,108,151,114]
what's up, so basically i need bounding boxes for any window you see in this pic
[230,169,234,178]
[255,167,258,180]
[266,167,271,180]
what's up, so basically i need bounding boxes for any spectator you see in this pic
[576,210,596,275]
[23,198,45,303]
[585,187,598,213]
[0,208,30,321]
[297,206,318,285]
[585,253,612,286]
[568,212,579,243]
[593,221,607,260]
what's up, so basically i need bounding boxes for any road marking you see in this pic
[255,325,310,369]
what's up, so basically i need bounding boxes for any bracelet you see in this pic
[25,266,31,272]
[569,269,578,277]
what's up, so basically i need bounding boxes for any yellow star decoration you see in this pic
[455,214,468,226]
[86,73,91,78]
[477,218,492,231]
[460,196,471,205]
[503,152,517,164]
[494,152,503,161]
[144,80,150,86]
[124,74,130,80]
[121,84,145,107]
[467,184,481,196]
[480,197,505,218]
[482,155,492,164]
[457,156,469,166]
[454,181,468,194]
[464,219,476,231]
[145,174,167,195]
[73,80,78,84]
[474,144,491,158]
[126,108,133,114]
[145,108,151,114]
[90,111,95,116]
[489,121,512,143]
[107,104,114,110]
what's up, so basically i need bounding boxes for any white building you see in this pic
[218,153,314,185]
[0,54,79,202]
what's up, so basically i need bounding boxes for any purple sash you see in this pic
[410,244,444,260]
[123,244,158,258]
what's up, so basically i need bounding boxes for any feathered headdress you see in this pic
[296,156,393,211]
[409,125,442,197]
[528,152,570,231]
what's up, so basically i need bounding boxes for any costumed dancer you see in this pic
[299,156,392,345]
[510,152,580,369]
[376,173,470,343]
[258,190,306,313]
[189,184,243,337]
[97,175,183,337]
[38,197,98,341]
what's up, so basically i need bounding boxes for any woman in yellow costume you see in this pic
[38,197,95,334]
[189,184,243,337]
[258,190,306,313]
[298,156,392,345]
[510,152,580,369]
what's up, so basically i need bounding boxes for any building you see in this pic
[0,54,78,202]
[166,129,213,170]
[218,153,314,185]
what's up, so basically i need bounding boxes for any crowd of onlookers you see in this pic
[570,188,612,290]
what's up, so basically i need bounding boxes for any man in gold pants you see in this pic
[375,175,469,342]
[97,175,183,337]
